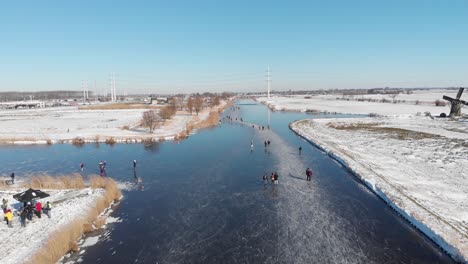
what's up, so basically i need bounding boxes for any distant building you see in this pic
[147,96,169,105]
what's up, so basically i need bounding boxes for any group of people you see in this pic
[263,172,279,185]
[263,140,271,147]
[2,198,52,228]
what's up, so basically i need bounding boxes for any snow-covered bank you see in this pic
[0,100,231,145]
[290,117,468,262]
[0,178,122,264]
[257,89,461,116]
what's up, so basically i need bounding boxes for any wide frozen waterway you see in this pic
[0,100,454,263]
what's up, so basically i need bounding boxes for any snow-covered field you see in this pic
[0,101,227,144]
[262,90,467,261]
[0,186,107,264]
[257,89,461,116]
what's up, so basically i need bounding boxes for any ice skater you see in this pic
[306,168,313,181]
[274,172,279,184]
[10,172,14,184]
[299,146,302,155]
[133,159,137,169]
[80,163,85,171]
[263,173,268,184]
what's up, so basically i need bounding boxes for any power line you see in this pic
[267,66,271,99]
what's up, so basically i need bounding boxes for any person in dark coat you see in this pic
[26,203,33,220]
[10,172,15,184]
[20,209,27,227]
[263,173,268,184]
[306,168,313,181]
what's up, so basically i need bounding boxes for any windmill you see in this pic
[442,88,467,117]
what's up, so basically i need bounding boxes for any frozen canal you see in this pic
[0,100,455,263]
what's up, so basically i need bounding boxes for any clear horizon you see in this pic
[1,1,467,94]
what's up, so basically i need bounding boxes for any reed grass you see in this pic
[105,137,117,145]
[71,137,85,146]
[25,174,85,189]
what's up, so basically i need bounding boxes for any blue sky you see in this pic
[1,0,467,94]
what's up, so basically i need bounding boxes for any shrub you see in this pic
[160,105,176,120]
[71,137,85,146]
[105,137,116,145]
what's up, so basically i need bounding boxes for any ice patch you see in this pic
[81,236,100,248]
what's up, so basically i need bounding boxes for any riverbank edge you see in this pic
[26,178,122,264]
[289,120,466,263]
[0,99,234,146]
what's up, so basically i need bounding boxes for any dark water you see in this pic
[0,100,454,263]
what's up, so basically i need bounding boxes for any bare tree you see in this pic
[142,110,159,133]
[173,96,184,110]
[160,105,176,120]
[187,97,194,115]
[212,96,220,108]
[194,96,204,115]
[388,93,399,103]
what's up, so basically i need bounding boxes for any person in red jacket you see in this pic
[35,201,42,218]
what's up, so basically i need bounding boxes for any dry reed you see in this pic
[105,137,116,145]
[71,137,85,146]
[25,174,85,189]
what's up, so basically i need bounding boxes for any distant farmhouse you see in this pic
[147,95,173,105]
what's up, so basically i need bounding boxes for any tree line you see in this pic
[142,94,223,133]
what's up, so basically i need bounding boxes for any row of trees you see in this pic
[142,95,223,133]
[172,95,221,115]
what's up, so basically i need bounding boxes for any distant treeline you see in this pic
[0,91,92,101]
